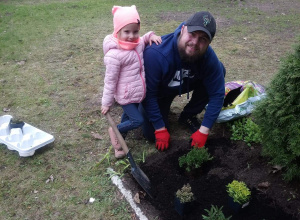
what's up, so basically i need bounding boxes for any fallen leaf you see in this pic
[273,165,283,170]
[139,191,146,199]
[84,199,89,205]
[271,165,283,173]
[133,192,140,203]
[91,132,102,140]
[131,213,137,220]
[46,174,54,183]
[258,181,271,189]
[87,120,96,125]
[17,60,26,66]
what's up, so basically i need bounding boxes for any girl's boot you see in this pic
[108,127,126,159]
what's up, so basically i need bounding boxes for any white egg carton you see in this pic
[0,115,55,157]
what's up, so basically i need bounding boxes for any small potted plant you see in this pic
[202,205,232,220]
[174,183,195,216]
[226,180,251,213]
[179,147,213,176]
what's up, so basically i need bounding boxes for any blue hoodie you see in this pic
[143,23,225,130]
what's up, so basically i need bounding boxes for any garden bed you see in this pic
[122,123,300,220]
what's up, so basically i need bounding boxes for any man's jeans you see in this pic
[117,103,144,136]
[140,82,209,142]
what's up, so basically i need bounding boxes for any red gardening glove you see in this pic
[154,128,170,151]
[190,130,208,148]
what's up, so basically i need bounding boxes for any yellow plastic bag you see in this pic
[216,81,266,123]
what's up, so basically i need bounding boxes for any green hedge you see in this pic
[253,37,300,181]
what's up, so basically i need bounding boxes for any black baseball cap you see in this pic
[185,11,216,41]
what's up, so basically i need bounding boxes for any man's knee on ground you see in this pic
[132,116,144,128]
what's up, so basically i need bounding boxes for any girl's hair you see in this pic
[112,5,140,35]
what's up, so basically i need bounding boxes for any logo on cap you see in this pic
[203,15,211,27]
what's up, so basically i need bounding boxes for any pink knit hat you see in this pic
[112,5,140,35]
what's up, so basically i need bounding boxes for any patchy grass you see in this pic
[0,0,300,219]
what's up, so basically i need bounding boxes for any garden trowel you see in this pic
[106,112,153,198]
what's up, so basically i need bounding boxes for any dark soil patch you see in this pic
[123,123,300,220]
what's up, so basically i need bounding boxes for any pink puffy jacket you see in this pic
[102,31,154,107]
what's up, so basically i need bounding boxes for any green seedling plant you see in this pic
[176,183,195,203]
[142,150,146,163]
[226,180,251,205]
[202,205,232,220]
[105,168,123,179]
[95,146,113,167]
[115,159,130,174]
[229,117,262,146]
[179,147,213,172]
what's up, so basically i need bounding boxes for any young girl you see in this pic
[101,5,161,158]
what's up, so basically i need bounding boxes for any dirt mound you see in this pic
[123,124,300,220]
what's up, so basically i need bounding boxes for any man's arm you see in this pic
[201,47,226,129]
[191,47,225,148]
[143,47,171,151]
[143,47,167,130]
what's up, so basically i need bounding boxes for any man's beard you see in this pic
[178,46,203,63]
[177,36,205,63]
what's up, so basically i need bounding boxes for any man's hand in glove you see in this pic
[154,128,170,151]
[190,130,208,148]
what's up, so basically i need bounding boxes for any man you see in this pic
[141,11,225,151]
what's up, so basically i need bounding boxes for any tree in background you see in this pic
[253,37,300,181]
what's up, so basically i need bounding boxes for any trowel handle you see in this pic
[106,112,129,154]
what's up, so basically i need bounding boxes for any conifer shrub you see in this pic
[253,37,300,181]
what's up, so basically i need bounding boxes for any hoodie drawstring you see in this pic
[178,69,190,99]
[187,70,190,99]
[179,69,182,97]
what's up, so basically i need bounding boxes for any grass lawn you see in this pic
[0,0,299,219]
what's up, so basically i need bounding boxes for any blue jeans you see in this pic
[117,103,144,136]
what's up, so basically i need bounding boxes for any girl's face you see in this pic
[117,23,140,42]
